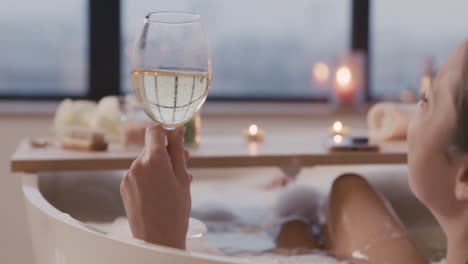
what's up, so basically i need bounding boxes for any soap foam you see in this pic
[83,166,445,264]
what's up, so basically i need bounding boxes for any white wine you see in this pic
[131,69,210,128]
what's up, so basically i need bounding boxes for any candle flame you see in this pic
[336,66,352,90]
[333,121,343,133]
[313,62,330,83]
[249,124,258,135]
[333,134,343,144]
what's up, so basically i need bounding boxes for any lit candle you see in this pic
[333,121,343,132]
[245,124,264,142]
[313,62,330,86]
[328,121,351,136]
[336,66,352,92]
[331,51,365,109]
[332,64,355,106]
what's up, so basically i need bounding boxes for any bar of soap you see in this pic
[59,127,108,151]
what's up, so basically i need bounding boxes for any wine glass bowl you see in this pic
[131,11,211,129]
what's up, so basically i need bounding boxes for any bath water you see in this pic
[84,166,446,264]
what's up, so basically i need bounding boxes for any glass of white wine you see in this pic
[131,11,211,130]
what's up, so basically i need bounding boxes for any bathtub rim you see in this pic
[21,173,247,264]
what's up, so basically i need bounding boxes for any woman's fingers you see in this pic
[144,124,168,156]
[167,126,190,181]
[143,124,190,182]
[120,124,191,249]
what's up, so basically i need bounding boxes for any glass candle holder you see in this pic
[331,51,366,110]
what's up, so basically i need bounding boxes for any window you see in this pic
[371,0,468,99]
[18,0,461,102]
[122,0,350,100]
[0,0,88,97]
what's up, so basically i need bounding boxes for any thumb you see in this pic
[167,126,189,181]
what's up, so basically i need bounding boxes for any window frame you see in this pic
[0,0,370,103]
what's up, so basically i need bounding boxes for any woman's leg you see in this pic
[271,185,322,250]
[275,220,319,249]
[324,173,427,264]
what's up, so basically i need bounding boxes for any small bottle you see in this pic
[184,112,201,147]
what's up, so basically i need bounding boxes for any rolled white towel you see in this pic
[367,103,417,141]
[89,96,122,139]
[53,99,97,134]
[54,97,122,140]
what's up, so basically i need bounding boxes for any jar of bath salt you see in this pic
[120,95,153,148]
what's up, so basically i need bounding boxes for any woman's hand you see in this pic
[120,124,192,249]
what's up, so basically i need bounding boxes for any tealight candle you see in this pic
[328,121,351,136]
[245,124,264,142]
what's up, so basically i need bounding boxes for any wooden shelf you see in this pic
[11,132,407,173]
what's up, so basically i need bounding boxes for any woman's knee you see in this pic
[331,173,369,194]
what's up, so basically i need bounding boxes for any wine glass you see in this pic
[131,11,211,130]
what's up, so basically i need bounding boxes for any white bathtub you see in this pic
[22,173,245,264]
[22,166,446,264]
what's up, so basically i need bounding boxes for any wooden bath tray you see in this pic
[11,135,407,173]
